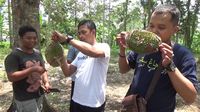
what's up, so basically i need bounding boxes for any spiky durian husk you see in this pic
[126,30,161,54]
[45,42,64,67]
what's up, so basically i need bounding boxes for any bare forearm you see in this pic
[118,47,130,74]
[118,50,130,74]
[42,71,49,84]
[70,40,105,57]
[168,69,197,104]
[60,58,76,77]
[118,57,130,74]
[8,68,34,82]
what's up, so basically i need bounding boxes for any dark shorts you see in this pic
[69,81,75,112]
[70,99,105,112]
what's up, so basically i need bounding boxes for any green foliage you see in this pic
[40,0,81,47]
[0,41,10,48]
[0,0,5,38]
[109,45,120,63]
[0,14,3,27]
[111,45,119,56]
[5,0,199,53]
[0,42,11,63]
[0,41,11,80]
[40,0,146,47]
[173,0,200,49]
[0,0,5,7]
[191,30,200,53]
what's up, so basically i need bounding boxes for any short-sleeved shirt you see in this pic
[127,43,198,112]
[71,43,110,107]
[4,48,44,101]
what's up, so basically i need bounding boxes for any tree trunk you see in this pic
[8,0,13,48]
[123,0,128,31]
[190,1,200,47]
[184,0,191,48]
[141,0,155,29]
[11,0,40,49]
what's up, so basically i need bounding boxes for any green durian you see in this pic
[126,30,161,54]
[45,41,64,67]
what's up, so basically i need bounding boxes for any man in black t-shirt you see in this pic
[4,25,51,112]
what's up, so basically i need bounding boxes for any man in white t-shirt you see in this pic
[51,19,110,112]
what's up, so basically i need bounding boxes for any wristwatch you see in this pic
[165,60,176,72]
[65,35,73,44]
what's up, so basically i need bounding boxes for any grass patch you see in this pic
[0,71,7,81]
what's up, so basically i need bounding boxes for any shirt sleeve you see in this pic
[71,52,80,67]
[101,43,110,58]
[4,53,19,74]
[67,46,76,62]
[177,47,199,91]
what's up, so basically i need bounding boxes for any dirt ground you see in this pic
[0,58,200,112]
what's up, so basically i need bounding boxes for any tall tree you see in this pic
[0,0,5,41]
[123,0,128,31]
[11,0,40,49]
[173,0,200,49]
[141,0,155,29]
[7,0,12,47]
[183,0,200,49]
[0,14,3,41]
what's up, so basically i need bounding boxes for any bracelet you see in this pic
[119,53,126,58]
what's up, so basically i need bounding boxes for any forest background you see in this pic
[0,0,200,112]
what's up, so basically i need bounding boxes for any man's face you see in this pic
[147,12,179,43]
[21,32,37,49]
[77,25,95,42]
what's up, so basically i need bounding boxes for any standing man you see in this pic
[52,19,110,112]
[116,4,198,112]
[4,25,51,112]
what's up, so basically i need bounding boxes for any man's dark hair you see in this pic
[78,19,96,31]
[18,25,38,38]
[153,4,180,25]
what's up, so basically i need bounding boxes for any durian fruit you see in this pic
[45,41,64,67]
[126,30,161,54]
